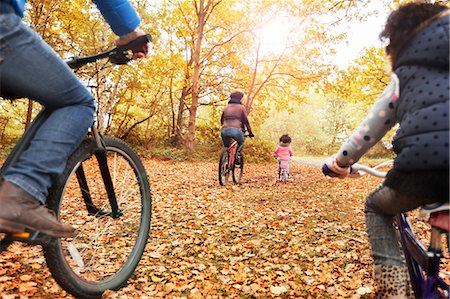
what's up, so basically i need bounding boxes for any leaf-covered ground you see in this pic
[0,159,447,298]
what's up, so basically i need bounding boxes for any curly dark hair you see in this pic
[280,134,291,144]
[379,1,449,68]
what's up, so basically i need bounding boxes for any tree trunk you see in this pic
[184,0,206,153]
[25,100,33,130]
[0,116,9,144]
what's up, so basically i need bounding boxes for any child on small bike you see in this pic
[273,134,293,181]
[322,2,449,298]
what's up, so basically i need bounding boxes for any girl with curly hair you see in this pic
[273,134,294,181]
[323,2,449,298]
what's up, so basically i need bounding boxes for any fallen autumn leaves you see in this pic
[0,159,444,298]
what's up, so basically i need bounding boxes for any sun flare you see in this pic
[257,18,293,55]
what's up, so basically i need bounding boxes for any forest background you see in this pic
[1,0,448,162]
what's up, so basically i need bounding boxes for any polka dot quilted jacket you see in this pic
[392,12,449,171]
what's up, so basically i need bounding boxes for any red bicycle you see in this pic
[218,140,244,186]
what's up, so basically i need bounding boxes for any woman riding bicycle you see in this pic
[0,0,149,238]
[220,91,254,164]
[323,2,449,298]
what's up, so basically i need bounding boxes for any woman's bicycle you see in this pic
[218,138,245,186]
[351,162,449,299]
[0,35,152,299]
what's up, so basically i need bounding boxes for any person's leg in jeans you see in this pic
[0,7,95,236]
[221,127,244,162]
[221,128,233,148]
[230,128,244,163]
[365,185,438,298]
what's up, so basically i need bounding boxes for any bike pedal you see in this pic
[11,231,30,238]
[9,229,57,246]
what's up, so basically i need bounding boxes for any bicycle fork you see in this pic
[77,125,122,219]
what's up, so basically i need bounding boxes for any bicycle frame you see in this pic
[228,141,238,167]
[351,163,449,298]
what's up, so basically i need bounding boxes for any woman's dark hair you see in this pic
[280,134,291,144]
[379,2,448,68]
[230,91,244,100]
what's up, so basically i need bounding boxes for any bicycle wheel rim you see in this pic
[44,137,151,298]
[218,149,230,186]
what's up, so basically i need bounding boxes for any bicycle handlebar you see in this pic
[64,34,152,69]
[349,160,394,179]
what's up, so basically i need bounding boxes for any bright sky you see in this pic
[258,18,292,56]
[333,3,391,68]
[257,2,391,69]
[334,20,387,68]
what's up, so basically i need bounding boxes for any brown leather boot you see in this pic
[0,180,75,237]
[374,265,413,299]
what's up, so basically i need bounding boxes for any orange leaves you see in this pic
[0,159,386,298]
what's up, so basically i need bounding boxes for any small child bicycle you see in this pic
[272,156,289,183]
[350,162,449,299]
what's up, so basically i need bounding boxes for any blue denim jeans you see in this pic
[365,185,439,266]
[0,4,95,204]
[221,127,245,153]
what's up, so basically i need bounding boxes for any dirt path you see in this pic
[291,156,324,168]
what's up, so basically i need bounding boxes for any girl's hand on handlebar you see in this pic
[322,155,352,179]
[115,29,150,60]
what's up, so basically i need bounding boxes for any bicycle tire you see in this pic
[218,148,230,186]
[44,136,151,299]
[232,153,244,184]
[279,169,285,182]
[283,169,288,182]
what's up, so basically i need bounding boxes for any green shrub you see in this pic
[144,146,186,161]
[241,138,274,163]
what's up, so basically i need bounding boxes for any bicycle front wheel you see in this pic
[232,153,244,184]
[218,148,230,186]
[44,136,151,299]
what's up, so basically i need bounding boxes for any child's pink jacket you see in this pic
[273,144,293,160]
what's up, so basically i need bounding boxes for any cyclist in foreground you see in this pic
[220,91,254,164]
[322,2,449,298]
[0,0,149,238]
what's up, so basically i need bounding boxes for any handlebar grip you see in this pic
[116,34,152,53]
[110,34,152,65]
[322,164,340,177]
